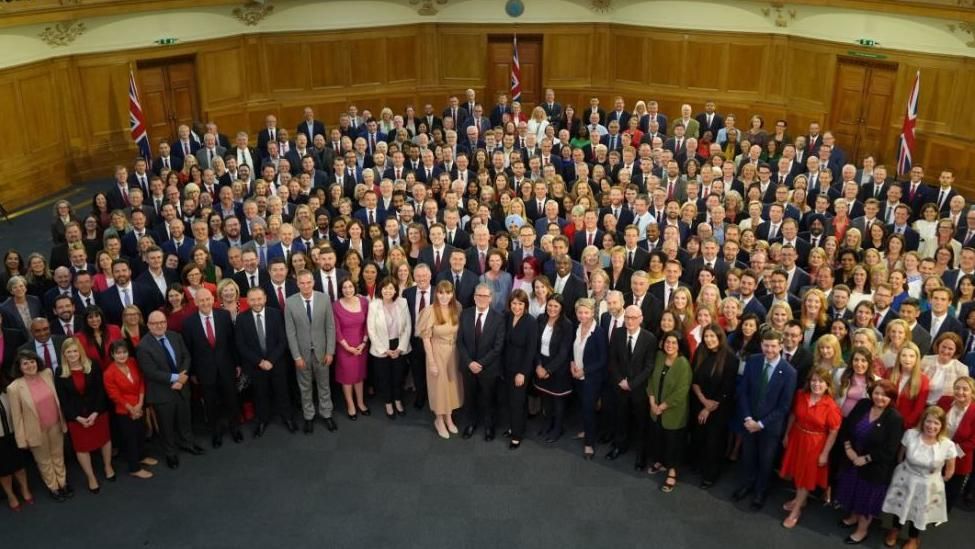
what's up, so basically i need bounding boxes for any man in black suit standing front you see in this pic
[180,288,242,448]
[457,283,506,441]
[236,287,297,437]
[138,311,204,469]
[403,264,433,410]
[605,305,657,469]
[436,249,478,308]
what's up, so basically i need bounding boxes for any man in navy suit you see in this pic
[738,270,768,319]
[160,219,195,267]
[942,248,975,291]
[732,329,797,510]
[508,225,550,276]
[189,219,229,271]
[901,165,934,220]
[135,247,178,311]
[418,224,454,277]
[181,288,241,448]
[352,190,387,228]
[457,284,506,441]
[886,204,921,252]
[96,259,151,325]
[919,287,967,342]
[437,250,479,309]
[171,124,200,161]
[266,223,306,265]
[295,107,326,142]
[571,210,604,260]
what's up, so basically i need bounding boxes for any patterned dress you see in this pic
[881,429,958,530]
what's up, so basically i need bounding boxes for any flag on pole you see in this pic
[510,35,522,103]
[129,69,152,162]
[897,70,919,177]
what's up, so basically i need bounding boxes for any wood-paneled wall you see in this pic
[3,22,975,211]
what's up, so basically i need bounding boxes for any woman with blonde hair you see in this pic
[813,334,845,372]
[54,338,113,493]
[763,302,793,334]
[527,106,550,141]
[588,269,610,318]
[667,287,696,334]
[843,227,863,253]
[880,318,913,371]
[889,343,930,429]
[799,288,829,346]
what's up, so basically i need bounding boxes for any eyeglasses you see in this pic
[474,293,491,299]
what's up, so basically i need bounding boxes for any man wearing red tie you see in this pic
[266,258,297,312]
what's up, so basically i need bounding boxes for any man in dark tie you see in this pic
[605,305,657,469]
[137,311,205,469]
[732,329,797,510]
[403,265,433,410]
[457,284,506,441]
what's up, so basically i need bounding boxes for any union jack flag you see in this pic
[897,71,919,177]
[510,35,522,102]
[129,70,152,162]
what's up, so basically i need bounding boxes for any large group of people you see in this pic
[1,88,974,545]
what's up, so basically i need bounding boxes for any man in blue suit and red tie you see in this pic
[732,329,797,510]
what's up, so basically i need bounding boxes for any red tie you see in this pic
[205,316,216,348]
[874,313,881,327]
[122,186,130,206]
[587,232,593,246]
[43,342,53,369]
[327,276,335,301]
[64,324,73,337]
[277,286,286,310]
[667,181,675,201]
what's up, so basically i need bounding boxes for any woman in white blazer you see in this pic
[368,279,413,419]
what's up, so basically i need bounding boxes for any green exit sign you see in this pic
[155,37,179,45]
[855,38,879,47]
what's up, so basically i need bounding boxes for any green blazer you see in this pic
[647,351,692,430]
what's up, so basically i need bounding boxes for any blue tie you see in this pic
[305,299,313,323]
[158,336,178,374]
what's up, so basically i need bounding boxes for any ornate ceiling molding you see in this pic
[947,21,975,47]
[39,20,86,46]
[590,0,613,12]
[761,2,797,28]
[409,0,449,16]
[232,0,274,26]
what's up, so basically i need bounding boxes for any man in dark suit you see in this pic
[19,318,67,375]
[107,166,134,211]
[50,295,84,337]
[782,321,815,384]
[541,88,562,126]
[138,311,204,469]
[508,225,550,276]
[171,124,200,161]
[737,270,768,319]
[886,204,921,252]
[256,115,282,155]
[759,270,802,317]
[442,97,469,129]
[312,248,349,302]
[264,257,298,312]
[605,305,657,468]
[237,287,297,437]
[437,250,478,308]
[901,166,934,220]
[296,107,326,142]
[134,247,178,312]
[899,298,933,356]
[919,287,967,342]
[403,264,433,410]
[648,260,690,307]
[732,329,797,510]
[418,224,454,277]
[457,284,506,441]
[695,101,723,140]
[552,256,588,322]
[96,260,151,325]
[151,141,182,176]
[180,288,241,448]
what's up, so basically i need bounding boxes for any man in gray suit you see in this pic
[137,311,204,469]
[284,270,337,433]
[194,133,227,170]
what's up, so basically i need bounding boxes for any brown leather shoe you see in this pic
[883,529,899,548]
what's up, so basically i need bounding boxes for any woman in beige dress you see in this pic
[418,280,463,439]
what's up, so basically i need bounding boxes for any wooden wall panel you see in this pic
[544,33,591,85]
[386,36,417,84]
[685,40,727,91]
[439,32,483,81]
[786,49,832,105]
[647,36,684,88]
[612,33,647,85]
[200,48,243,104]
[265,40,307,93]
[0,82,25,159]
[308,40,348,89]
[348,38,386,86]
[725,43,766,94]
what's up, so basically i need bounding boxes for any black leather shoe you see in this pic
[749,495,766,511]
[61,484,74,498]
[179,444,205,456]
[303,419,314,434]
[285,419,298,433]
[231,429,244,443]
[324,417,338,432]
[395,408,405,417]
[839,519,857,529]
[254,422,268,438]
[484,427,496,441]
[634,460,647,471]
[50,489,66,502]
[166,456,180,469]
[502,429,512,438]
[211,434,223,449]
[605,447,623,460]
[88,485,101,495]
[462,425,475,439]
[347,411,358,421]
[732,486,752,502]
[413,397,426,410]
[359,407,372,417]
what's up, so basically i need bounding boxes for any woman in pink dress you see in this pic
[333,278,370,419]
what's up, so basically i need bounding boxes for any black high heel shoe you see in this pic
[347,411,358,421]
[358,406,371,417]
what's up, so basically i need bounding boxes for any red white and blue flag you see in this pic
[129,69,152,162]
[510,35,522,102]
[897,70,919,176]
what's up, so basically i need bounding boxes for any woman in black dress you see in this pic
[502,289,539,450]
[690,323,738,488]
[533,295,573,444]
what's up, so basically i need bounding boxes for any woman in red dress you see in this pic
[181,263,217,308]
[778,366,842,528]
[75,306,123,369]
[161,283,196,333]
[53,338,114,493]
[888,342,930,428]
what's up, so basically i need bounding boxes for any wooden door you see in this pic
[487,36,542,112]
[829,59,896,165]
[137,58,200,149]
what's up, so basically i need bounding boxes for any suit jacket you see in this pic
[625,291,664,332]
[171,138,200,159]
[938,395,975,475]
[0,297,43,337]
[161,238,196,265]
[911,324,933,356]
[457,307,506,375]
[151,156,183,176]
[264,280,298,312]
[736,354,797,435]
[54,364,108,420]
[885,224,920,251]
[194,146,227,170]
[96,285,151,325]
[696,112,724,139]
[503,311,539,378]
[181,309,236,385]
[136,330,192,404]
[607,328,657,398]
[49,315,85,337]
[839,399,904,483]
[507,247,550,277]
[436,269,478,309]
[784,346,814,384]
[284,291,335,362]
[554,274,588,322]
[366,298,412,356]
[919,311,967,342]
[7,369,66,448]
[296,120,326,141]
[235,308,288,376]
[673,118,700,139]
[419,245,455,276]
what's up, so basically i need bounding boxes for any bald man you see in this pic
[180,289,242,448]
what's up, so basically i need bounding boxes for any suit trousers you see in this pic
[461,367,499,428]
[500,375,528,439]
[613,389,649,459]
[408,337,427,404]
[114,413,145,472]
[29,425,66,491]
[296,356,333,420]
[739,428,782,498]
[154,394,194,458]
[251,364,292,423]
[202,372,240,433]
[541,394,567,435]
[373,345,406,404]
[578,371,605,446]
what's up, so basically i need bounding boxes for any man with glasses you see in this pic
[457,284,506,441]
[605,305,657,469]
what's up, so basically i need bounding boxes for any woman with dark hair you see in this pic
[333,278,370,420]
[54,337,113,493]
[6,350,70,501]
[161,283,196,333]
[690,323,738,488]
[75,305,123,369]
[102,340,155,480]
[502,289,539,450]
[534,294,574,443]
[367,278,411,419]
[89,192,112,229]
[50,200,79,246]
[648,330,692,492]
[835,379,904,544]
[0,250,25,301]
